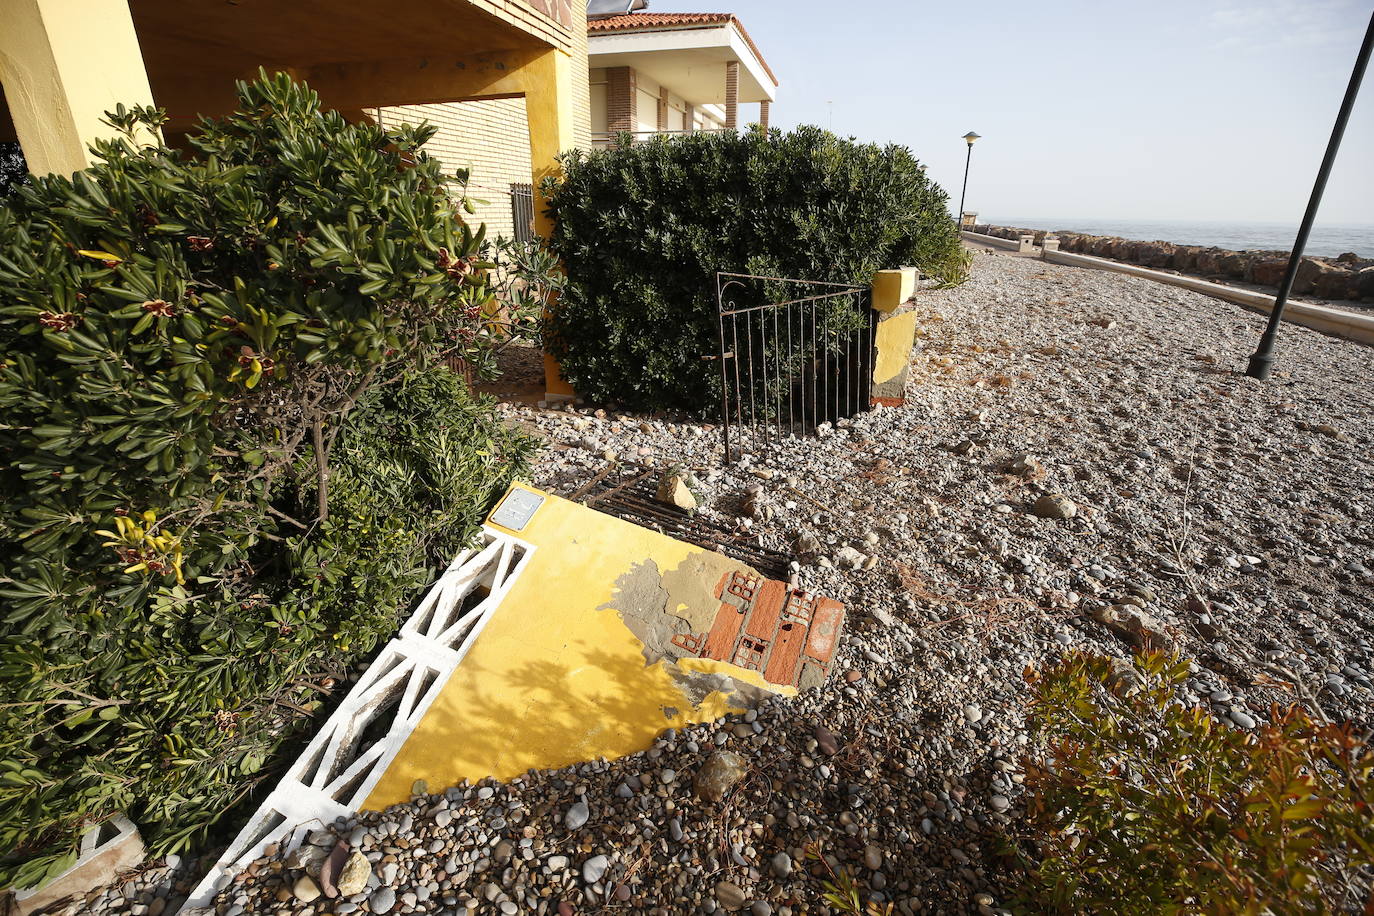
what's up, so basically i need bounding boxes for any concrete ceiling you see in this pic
[127,0,550,121]
[129,0,541,70]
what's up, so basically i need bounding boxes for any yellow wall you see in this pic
[0,0,158,176]
[365,486,791,809]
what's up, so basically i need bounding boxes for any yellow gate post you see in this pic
[869,267,919,406]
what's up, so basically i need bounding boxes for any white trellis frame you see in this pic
[182,526,533,910]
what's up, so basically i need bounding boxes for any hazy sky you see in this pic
[646,0,1374,225]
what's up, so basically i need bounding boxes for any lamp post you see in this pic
[957,131,981,231]
[1246,10,1373,379]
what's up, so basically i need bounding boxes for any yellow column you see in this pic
[0,0,158,177]
[521,46,580,400]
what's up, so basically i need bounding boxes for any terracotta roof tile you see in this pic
[588,13,778,87]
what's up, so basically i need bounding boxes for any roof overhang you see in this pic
[589,21,776,105]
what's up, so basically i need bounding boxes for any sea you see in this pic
[993,218,1374,259]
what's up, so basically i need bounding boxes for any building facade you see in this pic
[587,12,777,144]
[364,7,778,241]
[0,0,587,239]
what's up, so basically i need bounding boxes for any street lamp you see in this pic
[957,131,981,231]
[1246,10,1373,379]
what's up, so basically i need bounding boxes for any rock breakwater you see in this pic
[974,224,1374,304]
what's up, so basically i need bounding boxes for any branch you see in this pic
[265,506,310,531]
[312,416,329,523]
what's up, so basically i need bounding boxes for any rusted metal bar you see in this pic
[583,466,655,507]
[720,288,858,317]
[566,460,619,503]
[714,271,875,460]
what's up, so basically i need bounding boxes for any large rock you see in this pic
[335,850,372,897]
[1217,252,1249,279]
[716,881,747,911]
[834,546,867,569]
[1314,267,1356,300]
[1090,604,1173,651]
[1358,267,1374,301]
[695,751,748,802]
[1033,493,1078,520]
[564,800,590,830]
[1061,233,1091,253]
[655,470,698,511]
[1292,257,1337,295]
[1171,245,1201,272]
[293,876,322,903]
[1249,256,1289,287]
[1136,241,1175,268]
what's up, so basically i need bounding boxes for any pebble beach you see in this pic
[89,248,1374,916]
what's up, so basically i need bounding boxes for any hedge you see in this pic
[541,126,966,412]
[0,72,535,889]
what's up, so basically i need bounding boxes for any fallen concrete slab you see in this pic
[365,484,844,808]
[184,483,845,910]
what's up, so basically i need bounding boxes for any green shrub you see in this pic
[1016,651,1374,914]
[541,127,963,411]
[0,143,25,200]
[0,72,533,889]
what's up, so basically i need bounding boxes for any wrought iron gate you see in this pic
[715,272,876,461]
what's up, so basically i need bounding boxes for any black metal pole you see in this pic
[1246,9,1373,380]
[957,143,973,230]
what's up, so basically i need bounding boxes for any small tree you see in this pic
[0,72,534,889]
[1016,651,1374,913]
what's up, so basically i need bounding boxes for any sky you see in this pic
[644,0,1374,225]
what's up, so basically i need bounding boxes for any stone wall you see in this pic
[974,225,1374,304]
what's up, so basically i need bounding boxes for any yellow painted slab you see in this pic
[365,486,792,810]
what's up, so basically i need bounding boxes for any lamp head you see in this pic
[962,131,982,146]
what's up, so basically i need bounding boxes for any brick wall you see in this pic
[369,2,592,243]
[375,99,533,241]
[724,61,739,129]
[568,0,592,152]
[605,66,636,134]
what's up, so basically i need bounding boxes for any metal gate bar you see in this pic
[715,272,876,462]
[510,183,534,243]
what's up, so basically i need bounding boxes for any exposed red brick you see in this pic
[700,572,845,690]
[744,579,786,642]
[805,598,844,666]
[765,618,807,685]
[703,601,746,662]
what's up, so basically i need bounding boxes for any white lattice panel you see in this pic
[181,527,532,910]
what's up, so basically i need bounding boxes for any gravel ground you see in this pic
[84,250,1373,915]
